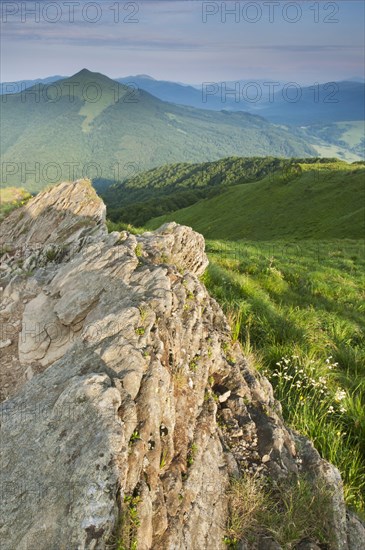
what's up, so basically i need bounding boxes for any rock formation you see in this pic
[0,180,364,549]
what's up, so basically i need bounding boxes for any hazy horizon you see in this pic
[1,69,364,88]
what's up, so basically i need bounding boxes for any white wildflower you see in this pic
[334,389,347,402]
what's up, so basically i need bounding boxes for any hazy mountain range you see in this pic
[2,73,364,124]
[0,69,317,192]
[1,76,66,94]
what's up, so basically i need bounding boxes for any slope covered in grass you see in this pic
[102,157,305,226]
[202,239,365,515]
[147,161,365,240]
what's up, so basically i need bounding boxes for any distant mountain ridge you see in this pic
[117,75,256,111]
[0,75,66,95]
[0,69,316,192]
[2,73,364,125]
[259,81,365,124]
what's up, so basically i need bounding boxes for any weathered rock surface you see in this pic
[0,179,106,251]
[0,180,364,549]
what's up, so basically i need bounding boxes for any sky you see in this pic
[1,0,364,84]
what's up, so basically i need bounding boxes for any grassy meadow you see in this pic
[202,238,365,515]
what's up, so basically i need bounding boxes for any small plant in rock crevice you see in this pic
[118,493,141,550]
[160,448,168,469]
[189,356,199,372]
[129,430,141,446]
[135,243,143,258]
[187,443,198,467]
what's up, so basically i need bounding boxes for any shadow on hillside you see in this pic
[266,283,365,338]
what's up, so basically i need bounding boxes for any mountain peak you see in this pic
[65,69,117,85]
[135,74,155,80]
[75,68,94,76]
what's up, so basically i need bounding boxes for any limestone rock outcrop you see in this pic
[0,180,364,549]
